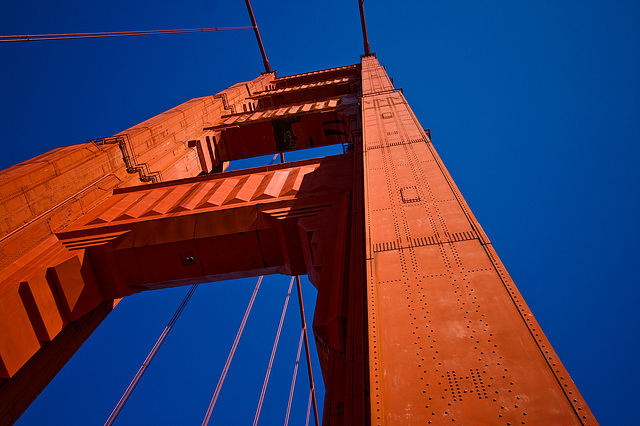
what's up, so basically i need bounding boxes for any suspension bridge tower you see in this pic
[0,9,597,425]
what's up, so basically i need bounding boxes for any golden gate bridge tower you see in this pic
[0,3,597,425]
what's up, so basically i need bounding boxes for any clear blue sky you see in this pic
[2,1,639,424]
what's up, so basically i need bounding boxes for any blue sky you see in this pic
[2,1,639,424]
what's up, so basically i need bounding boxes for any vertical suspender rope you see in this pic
[279,149,319,426]
[202,276,263,426]
[105,284,199,426]
[305,390,313,426]
[295,276,320,426]
[284,329,305,426]
[202,156,279,425]
[252,277,295,426]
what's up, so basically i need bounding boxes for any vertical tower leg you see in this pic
[360,56,596,425]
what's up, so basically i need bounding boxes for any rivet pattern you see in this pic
[361,55,596,425]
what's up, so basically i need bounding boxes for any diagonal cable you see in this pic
[202,276,263,426]
[0,27,252,43]
[105,284,199,426]
[252,277,295,426]
[284,329,305,426]
[305,389,313,426]
[295,276,320,426]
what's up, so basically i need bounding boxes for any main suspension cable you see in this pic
[202,276,263,426]
[253,277,295,426]
[244,0,271,73]
[0,27,253,43]
[105,284,199,426]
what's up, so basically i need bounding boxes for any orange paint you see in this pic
[0,59,596,425]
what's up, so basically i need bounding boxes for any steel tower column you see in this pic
[0,58,597,425]
[360,56,596,425]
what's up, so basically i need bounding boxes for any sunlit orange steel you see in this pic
[0,58,597,425]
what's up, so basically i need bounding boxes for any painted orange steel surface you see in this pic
[0,71,276,423]
[360,56,596,425]
[0,57,597,425]
[55,155,354,297]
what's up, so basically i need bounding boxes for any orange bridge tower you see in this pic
[0,56,597,425]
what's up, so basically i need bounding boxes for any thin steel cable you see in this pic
[202,276,263,426]
[284,329,305,426]
[104,284,199,426]
[252,277,295,426]
[244,0,271,73]
[0,27,252,43]
[0,27,250,38]
[295,276,320,426]
[305,390,313,426]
